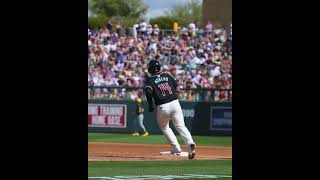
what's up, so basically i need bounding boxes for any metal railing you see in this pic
[88,86,232,102]
[124,28,220,39]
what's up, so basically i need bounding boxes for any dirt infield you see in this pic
[88,142,232,161]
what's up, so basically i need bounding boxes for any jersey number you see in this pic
[158,82,172,96]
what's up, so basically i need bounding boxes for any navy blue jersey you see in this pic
[144,73,178,105]
[136,104,144,115]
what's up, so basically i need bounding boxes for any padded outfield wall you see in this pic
[88,100,232,136]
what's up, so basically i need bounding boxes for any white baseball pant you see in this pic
[156,99,195,152]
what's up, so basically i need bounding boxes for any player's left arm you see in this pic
[143,78,155,112]
[145,88,154,112]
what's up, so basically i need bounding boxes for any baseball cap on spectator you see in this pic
[214,60,222,66]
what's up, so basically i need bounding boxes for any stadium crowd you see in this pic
[88,20,232,102]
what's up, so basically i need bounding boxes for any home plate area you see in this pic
[88,142,232,161]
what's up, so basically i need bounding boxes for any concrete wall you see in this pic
[202,0,232,28]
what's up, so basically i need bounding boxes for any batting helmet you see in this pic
[148,60,161,75]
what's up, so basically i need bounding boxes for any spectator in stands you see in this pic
[188,21,197,37]
[116,22,122,36]
[132,23,139,39]
[153,24,160,36]
[88,20,232,102]
[205,21,213,35]
[139,19,147,37]
[107,20,113,32]
[147,24,153,36]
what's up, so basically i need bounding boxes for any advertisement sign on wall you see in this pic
[210,106,232,131]
[88,104,127,128]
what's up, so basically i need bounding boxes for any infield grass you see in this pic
[88,133,232,147]
[88,133,232,179]
[88,160,232,179]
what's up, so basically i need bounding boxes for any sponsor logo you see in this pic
[182,109,195,118]
[88,104,127,128]
[210,106,232,131]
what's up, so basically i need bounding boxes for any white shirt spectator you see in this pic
[211,66,221,77]
[133,24,139,39]
[153,27,160,35]
[147,25,153,35]
[187,55,196,65]
[194,57,202,65]
[104,78,114,86]
[192,74,202,86]
[130,93,137,101]
[112,78,119,86]
[149,42,157,53]
[92,76,99,85]
[214,28,222,35]
[132,74,140,82]
[110,43,117,51]
[199,57,206,64]
[206,22,213,33]
[188,22,196,32]
[102,52,108,62]
[96,76,105,86]
[220,30,227,42]
[139,21,147,32]
[116,62,124,71]
[180,27,188,33]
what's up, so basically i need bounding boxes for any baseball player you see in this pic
[144,60,196,159]
[131,97,149,137]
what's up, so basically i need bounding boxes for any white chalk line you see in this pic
[88,174,232,179]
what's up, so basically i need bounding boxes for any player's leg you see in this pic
[138,114,149,136]
[157,104,181,153]
[170,100,196,159]
[138,114,146,132]
[131,116,139,136]
[170,100,195,145]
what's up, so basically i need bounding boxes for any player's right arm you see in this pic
[144,78,155,112]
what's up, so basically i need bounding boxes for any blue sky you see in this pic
[88,0,203,20]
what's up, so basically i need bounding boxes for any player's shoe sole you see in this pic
[142,132,149,136]
[188,144,196,160]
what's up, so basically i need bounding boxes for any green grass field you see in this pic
[88,133,232,179]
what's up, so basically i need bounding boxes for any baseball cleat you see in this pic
[142,132,149,136]
[170,146,182,156]
[131,132,139,136]
[188,144,196,160]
